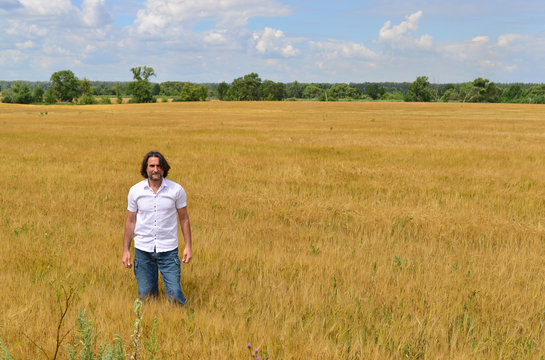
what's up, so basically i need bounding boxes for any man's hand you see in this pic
[123,211,137,269]
[122,250,132,268]
[182,247,192,263]
[177,207,192,264]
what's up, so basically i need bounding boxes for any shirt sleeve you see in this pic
[127,188,138,212]
[175,186,187,209]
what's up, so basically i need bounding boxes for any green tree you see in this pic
[1,88,13,103]
[80,78,93,96]
[365,84,385,100]
[441,88,462,102]
[484,82,499,103]
[302,84,323,99]
[260,80,285,101]
[50,70,81,102]
[217,82,229,100]
[131,66,156,82]
[319,89,333,101]
[44,88,56,104]
[526,84,545,104]
[459,78,499,103]
[198,84,208,101]
[79,78,96,104]
[286,81,304,98]
[404,76,433,102]
[115,84,123,104]
[80,95,97,104]
[1,82,33,104]
[128,66,156,103]
[160,81,184,96]
[382,91,404,101]
[32,87,44,103]
[329,83,360,100]
[178,82,208,101]
[228,73,261,100]
[179,82,194,101]
[459,82,478,102]
[470,78,498,103]
[16,83,32,104]
[501,85,525,103]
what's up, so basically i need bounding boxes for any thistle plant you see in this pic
[246,343,268,360]
[129,300,143,360]
[143,318,159,360]
[63,299,159,360]
[0,337,14,360]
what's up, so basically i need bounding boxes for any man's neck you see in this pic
[148,177,163,193]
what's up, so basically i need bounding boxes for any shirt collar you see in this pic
[143,178,168,190]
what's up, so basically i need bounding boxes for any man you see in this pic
[122,151,192,305]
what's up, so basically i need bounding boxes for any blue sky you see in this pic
[1,0,544,83]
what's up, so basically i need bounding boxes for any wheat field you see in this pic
[1,101,545,359]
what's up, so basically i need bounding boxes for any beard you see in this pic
[149,172,163,181]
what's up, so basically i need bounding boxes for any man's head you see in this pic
[140,151,171,179]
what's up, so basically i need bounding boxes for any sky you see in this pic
[1,0,544,83]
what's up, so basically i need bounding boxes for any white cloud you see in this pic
[0,49,26,66]
[84,44,96,54]
[132,0,291,37]
[81,0,112,27]
[377,10,433,50]
[204,30,228,45]
[309,40,378,60]
[379,10,422,41]
[253,27,300,57]
[480,59,495,68]
[5,20,48,37]
[299,40,381,82]
[15,40,34,49]
[415,34,433,48]
[5,0,113,28]
[432,33,542,82]
[0,1,544,83]
[363,10,544,82]
[497,34,527,47]
[472,36,489,43]
[281,44,298,57]
[42,42,71,56]
[440,39,492,64]
[18,0,74,16]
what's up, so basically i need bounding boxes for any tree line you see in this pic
[1,68,544,104]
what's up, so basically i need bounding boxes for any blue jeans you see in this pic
[134,248,187,305]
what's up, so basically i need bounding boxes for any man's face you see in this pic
[146,157,164,181]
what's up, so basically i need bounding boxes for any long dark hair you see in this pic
[140,151,171,178]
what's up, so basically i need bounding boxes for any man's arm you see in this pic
[177,207,192,263]
[123,211,137,268]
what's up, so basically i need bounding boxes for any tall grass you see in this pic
[1,102,545,358]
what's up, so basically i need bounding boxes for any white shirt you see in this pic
[127,178,187,253]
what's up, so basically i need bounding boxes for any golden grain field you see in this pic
[1,101,545,359]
